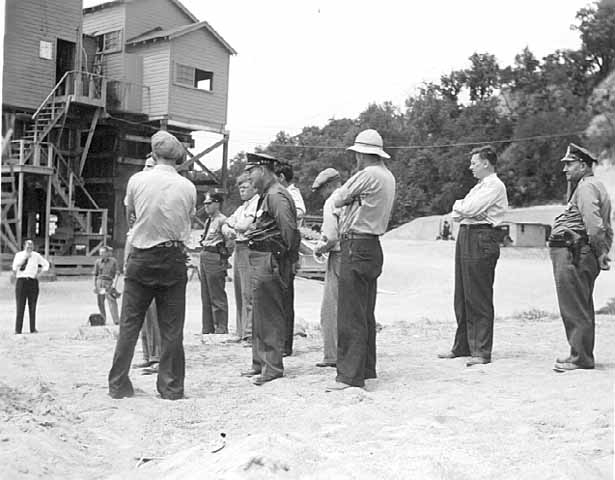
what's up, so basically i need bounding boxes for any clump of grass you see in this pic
[516,308,557,322]
[596,297,615,315]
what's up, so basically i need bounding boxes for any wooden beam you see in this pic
[16,172,23,248]
[44,175,52,257]
[79,107,101,176]
[221,133,229,192]
[176,138,225,177]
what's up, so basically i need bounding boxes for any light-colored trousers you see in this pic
[233,243,253,340]
[321,251,341,363]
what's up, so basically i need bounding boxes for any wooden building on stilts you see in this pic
[1,0,235,274]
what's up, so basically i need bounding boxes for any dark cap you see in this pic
[560,143,597,165]
[245,152,282,171]
[203,192,224,204]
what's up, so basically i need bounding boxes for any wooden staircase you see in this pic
[0,166,19,253]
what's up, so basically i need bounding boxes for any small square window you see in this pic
[175,64,214,91]
[195,69,213,91]
[96,30,122,53]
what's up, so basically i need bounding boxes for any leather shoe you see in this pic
[555,356,572,364]
[316,362,336,368]
[240,369,260,377]
[252,375,282,386]
[466,357,490,367]
[325,382,359,392]
[553,362,593,372]
[437,351,466,359]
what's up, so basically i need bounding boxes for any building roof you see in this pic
[126,20,236,55]
[84,0,198,22]
[83,0,236,54]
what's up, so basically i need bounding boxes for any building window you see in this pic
[96,30,122,53]
[175,63,213,91]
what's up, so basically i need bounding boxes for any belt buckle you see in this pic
[163,240,173,247]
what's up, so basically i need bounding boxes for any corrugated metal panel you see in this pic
[168,29,229,131]
[125,0,193,42]
[3,0,83,110]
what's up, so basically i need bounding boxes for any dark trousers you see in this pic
[249,250,286,379]
[550,245,600,367]
[337,237,383,387]
[15,278,39,333]
[199,251,228,334]
[452,226,499,359]
[108,246,187,399]
[283,270,295,355]
[141,301,161,363]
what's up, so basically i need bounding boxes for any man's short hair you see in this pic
[274,162,294,182]
[470,145,497,166]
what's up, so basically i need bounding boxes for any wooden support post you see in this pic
[68,173,74,207]
[79,107,101,176]
[16,172,24,248]
[44,175,52,257]
[102,209,108,246]
[221,132,229,193]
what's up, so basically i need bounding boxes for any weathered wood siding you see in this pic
[129,43,171,117]
[3,0,83,110]
[125,0,193,41]
[168,30,230,131]
[83,3,126,80]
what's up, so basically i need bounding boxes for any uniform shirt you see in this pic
[287,184,306,219]
[200,211,228,247]
[321,188,343,252]
[334,164,396,236]
[124,164,196,249]
[552,174,613,256]
[246,181,300,258]
[224,194,259,242]
[12,251,50,279]
[94,256,118,280]
[452,173,508,225]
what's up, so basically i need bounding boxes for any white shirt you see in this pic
[124,164,197,249]
[12,251,50,279]
[321,188,343,252]
[224,194,259,242]
[452,173,508,225]
[287,184,306,219]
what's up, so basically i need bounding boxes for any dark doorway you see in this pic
[56,39,75,93]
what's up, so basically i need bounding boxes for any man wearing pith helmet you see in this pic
[548,143,612,373]
[326,129,396,391]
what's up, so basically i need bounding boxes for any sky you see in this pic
[85,0,589,168]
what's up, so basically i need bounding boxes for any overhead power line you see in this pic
[266,131,585,151]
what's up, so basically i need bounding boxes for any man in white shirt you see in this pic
[12,240,50,334]
[223,173,259,343]
[439,145,508,367]
[108,130,196,400]
[312,168,343,368]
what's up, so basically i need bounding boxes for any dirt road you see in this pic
[1,240,613,479]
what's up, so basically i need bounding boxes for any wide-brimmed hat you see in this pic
[346,129,390,159]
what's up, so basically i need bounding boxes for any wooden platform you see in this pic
[51,255,98,276]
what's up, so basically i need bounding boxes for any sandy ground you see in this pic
[0,240,613,479]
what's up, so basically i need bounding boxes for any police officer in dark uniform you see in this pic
[240,153,300,386]
[549,143,612,372]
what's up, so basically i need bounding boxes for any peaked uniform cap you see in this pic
[245,152,285,171]
[346,129,390,159]
[560,143,597,164]
[312,168,341,190]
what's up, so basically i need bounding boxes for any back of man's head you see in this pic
[275,163,294,183]
[151,131,185,165]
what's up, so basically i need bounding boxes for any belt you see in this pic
[235,240,249,245]
[154,240,184,248]
[201,246,220,254]
[459,224,493,230]
[340,232,379,240]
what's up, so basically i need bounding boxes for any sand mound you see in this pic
[122,433,331,480]
[385,215,445,241]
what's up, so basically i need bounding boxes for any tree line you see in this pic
[222,1,615,228]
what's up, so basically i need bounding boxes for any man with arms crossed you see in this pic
[439,145,508,367]
[327,129,395,391]
[108,130,196,400]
